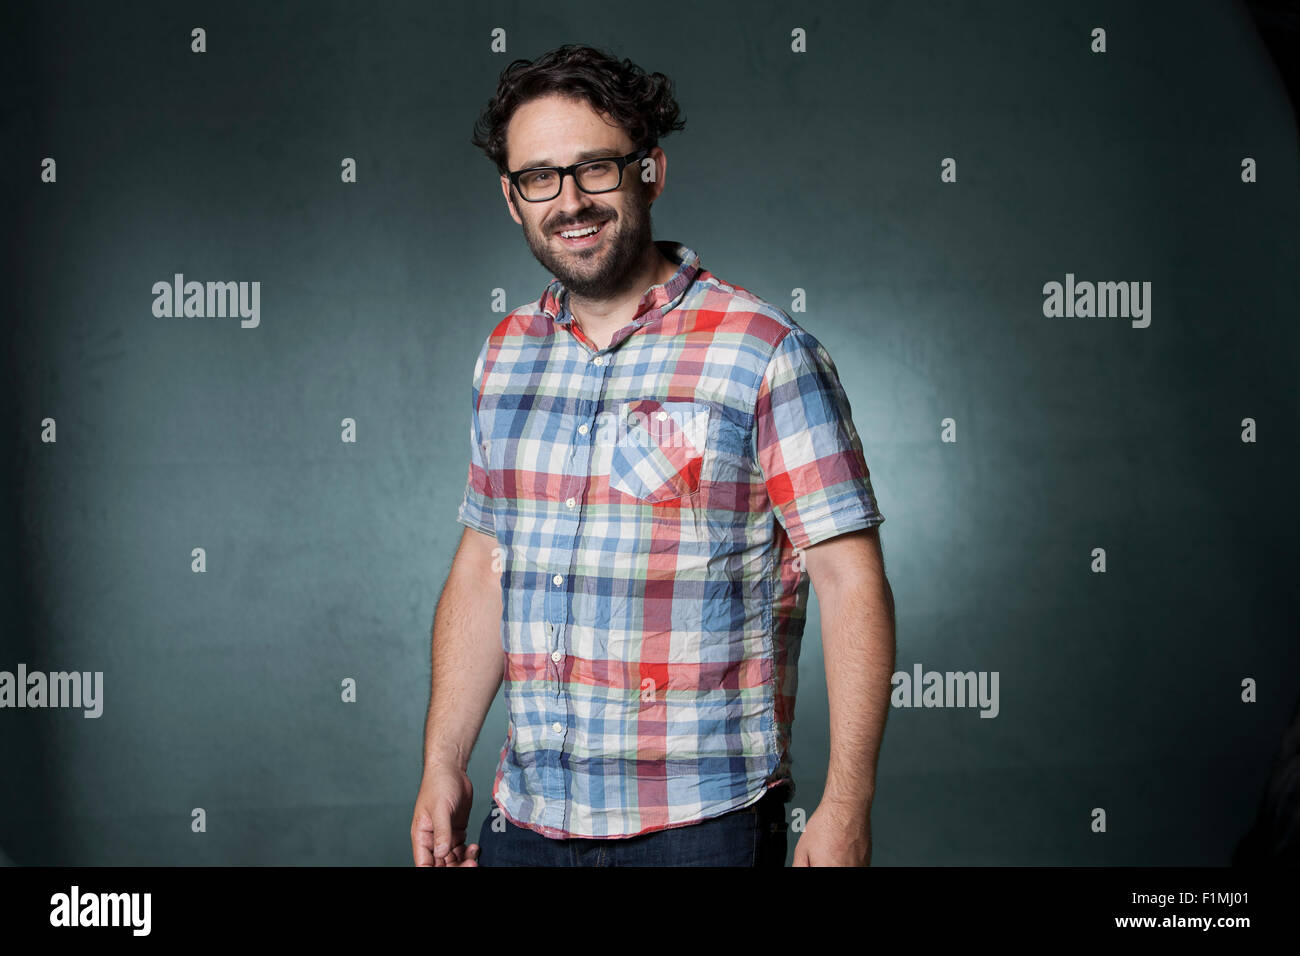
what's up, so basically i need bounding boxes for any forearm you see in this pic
[422,535,505,773]
[820,574,896,811]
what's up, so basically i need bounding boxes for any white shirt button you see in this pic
[578,423,589,435]
[592,355,604,366]
[565,496,576,508]
[552,574,563,586]
[551,650,562,662]
[552,721,563,734]
[656,410,668,421]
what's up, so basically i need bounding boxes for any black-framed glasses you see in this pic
[507,148,650,202]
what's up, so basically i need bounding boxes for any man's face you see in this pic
[500,94,666,301]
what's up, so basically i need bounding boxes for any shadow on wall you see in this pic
[1242,0,1300,131]
[1232,692,1300,865]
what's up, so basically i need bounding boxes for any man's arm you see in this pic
[798,525,896,865]
[411,525,504,866]
[423,526,505,770]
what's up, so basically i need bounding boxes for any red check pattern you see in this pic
[457,241,885,838]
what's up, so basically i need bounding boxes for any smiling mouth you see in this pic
[554,219,608,248]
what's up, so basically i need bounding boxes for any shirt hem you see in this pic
[455,510,497,538]
[794,509,884,550]
[493,779,791,841]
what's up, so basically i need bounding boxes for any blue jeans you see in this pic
[476,784,791,867]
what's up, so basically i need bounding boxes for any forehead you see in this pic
[506,93,632,169]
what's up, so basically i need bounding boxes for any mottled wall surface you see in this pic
[2,0,1296,864]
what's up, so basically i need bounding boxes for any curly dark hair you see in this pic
[470,44,686,176]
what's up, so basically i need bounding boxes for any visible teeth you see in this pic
[560,223,601,239]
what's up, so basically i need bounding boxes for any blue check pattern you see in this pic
[457,240,885,838]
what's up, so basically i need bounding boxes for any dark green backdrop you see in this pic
[3,0,1297,865]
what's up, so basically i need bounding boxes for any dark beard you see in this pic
[522,188,654,301]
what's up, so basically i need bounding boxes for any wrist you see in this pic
[822,781,874,814]
[424,742,469,775]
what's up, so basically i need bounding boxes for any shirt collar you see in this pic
[541,240,700,332]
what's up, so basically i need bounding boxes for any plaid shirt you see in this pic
[457,240,884,838]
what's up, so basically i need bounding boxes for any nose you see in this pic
[555,170,590,209]
[549,175,603,231]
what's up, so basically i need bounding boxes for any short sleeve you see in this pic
[456,338,497,537]
[753,327,884,549]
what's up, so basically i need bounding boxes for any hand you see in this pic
[411,764,480,867]
[792,798,872,866]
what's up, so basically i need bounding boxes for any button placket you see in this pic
[540,337,615,832]
[550,351,603,687]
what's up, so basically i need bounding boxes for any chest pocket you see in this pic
[609,400,709,503]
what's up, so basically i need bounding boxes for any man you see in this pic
[411,44,895,867]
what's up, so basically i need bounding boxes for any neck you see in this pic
[568,243,677,349]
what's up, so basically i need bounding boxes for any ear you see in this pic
[500,175,523,225]
[643,147,668,205]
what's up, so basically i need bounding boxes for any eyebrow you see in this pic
[516,147,625,170]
